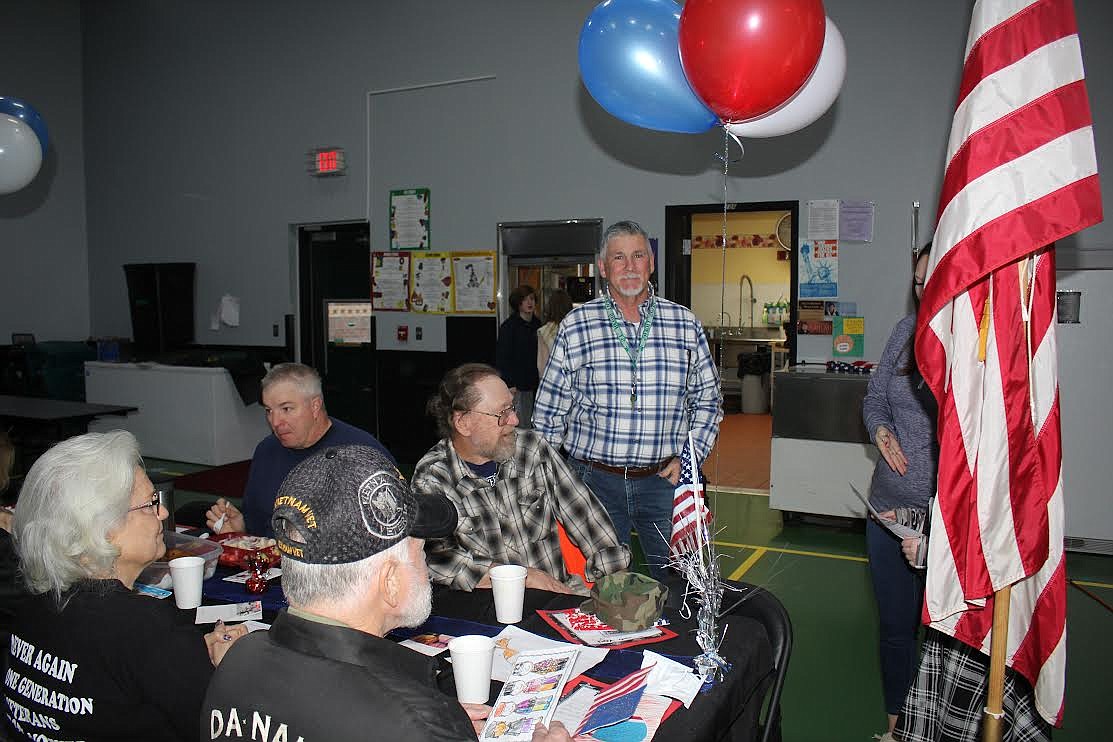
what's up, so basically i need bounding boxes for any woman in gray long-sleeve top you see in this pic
[861,244,938,742]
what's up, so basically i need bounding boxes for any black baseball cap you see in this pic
[271,445,457,564]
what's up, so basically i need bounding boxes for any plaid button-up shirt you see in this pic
[411,430,631,591]
[533,293,722,466]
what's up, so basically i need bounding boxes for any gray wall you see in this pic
[6,0,1111,356]
[0,0,88,342]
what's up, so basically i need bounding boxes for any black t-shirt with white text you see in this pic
[3,579,212,741]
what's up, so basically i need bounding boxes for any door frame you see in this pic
[290,218,370,365]
[664,200,800,365]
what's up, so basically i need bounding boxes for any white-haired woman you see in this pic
[2,431,246,742]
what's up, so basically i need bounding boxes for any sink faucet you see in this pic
[739,274,755,327]
[716,311,732,327]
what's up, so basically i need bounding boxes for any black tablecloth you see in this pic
[203,576,773,742]
[423,585,773,742]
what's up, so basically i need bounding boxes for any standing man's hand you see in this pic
[205,498,245,534]
[657,457,681,485]
[874,426,909,476]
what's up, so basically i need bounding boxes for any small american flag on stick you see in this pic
[670,432,712,558]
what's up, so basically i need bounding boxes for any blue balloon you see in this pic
[578,0,717,134]
[0,96,48,155]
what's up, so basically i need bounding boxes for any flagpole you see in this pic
[982,585,1012,742]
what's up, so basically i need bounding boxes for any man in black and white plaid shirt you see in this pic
[412,364,631,594]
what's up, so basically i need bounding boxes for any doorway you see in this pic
[664,201,799,492]
[294,220,378,437]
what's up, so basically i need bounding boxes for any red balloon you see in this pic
[679,0,827,122]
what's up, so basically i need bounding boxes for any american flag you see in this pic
[670,432,712,557]
[914,0,1102,726]
[574,664,655,736]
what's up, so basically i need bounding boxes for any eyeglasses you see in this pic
[128,495,161,516]
[468,397,519,427]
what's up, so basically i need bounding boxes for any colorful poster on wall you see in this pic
[799,239,838,298]
[832,316,865,357]
[371,252,410,312]
[410,252,453,314]
[450,253,497,313]
[389,188,430,250]
[798,319,833,335]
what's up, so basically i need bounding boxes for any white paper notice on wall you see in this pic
[807,200,839,240]
[220,294,240,327]
[209,311,220,331]
[839,200,875,242]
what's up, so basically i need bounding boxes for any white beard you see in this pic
[397,563,433,628]
[611,275,647,298]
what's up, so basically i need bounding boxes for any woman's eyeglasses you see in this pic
[128,495,161,516]
[468,397,519,427]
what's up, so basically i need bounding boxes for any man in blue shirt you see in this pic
[533,220,722,578]
[205,363,395,537]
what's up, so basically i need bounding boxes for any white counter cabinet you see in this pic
[84,361,270,465]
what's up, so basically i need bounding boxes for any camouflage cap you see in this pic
[580,572,668,632]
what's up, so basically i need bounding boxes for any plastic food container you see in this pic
[211,532,281,570]
[137,532,222,590]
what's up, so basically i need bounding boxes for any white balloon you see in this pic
[727,17,846,139]
[0,115,43,195]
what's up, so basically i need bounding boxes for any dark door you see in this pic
[296,222,377,435]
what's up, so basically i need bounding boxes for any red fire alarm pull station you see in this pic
[396,325,408,342]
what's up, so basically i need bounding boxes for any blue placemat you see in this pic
[202,573,287,613]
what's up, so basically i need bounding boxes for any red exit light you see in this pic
[308,147,346,177]
[316,150,340,172]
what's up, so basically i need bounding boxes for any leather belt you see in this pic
[585,458,672,479]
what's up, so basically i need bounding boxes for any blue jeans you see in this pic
[867,517,925,715]
[568,458,674,580]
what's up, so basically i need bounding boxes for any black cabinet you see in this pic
[124,263,195,354]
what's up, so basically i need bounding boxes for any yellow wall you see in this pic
[690,210,789,284]
[691,247,789,284]
[690,210,790,326]
[692,211,781,237]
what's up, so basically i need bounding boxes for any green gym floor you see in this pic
[153,458,1113,742]
[704,490,1113,742]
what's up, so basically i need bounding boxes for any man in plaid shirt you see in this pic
[533,220,722,578]
[412,364,631,593]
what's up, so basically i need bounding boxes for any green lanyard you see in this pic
[605,293,657,407]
